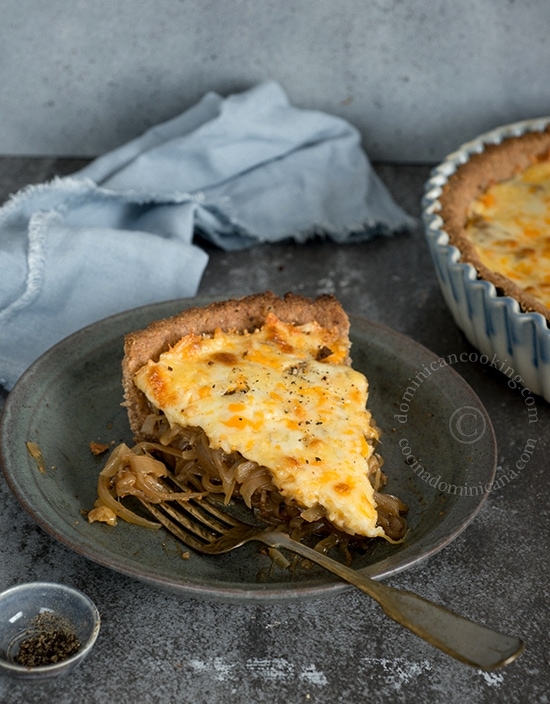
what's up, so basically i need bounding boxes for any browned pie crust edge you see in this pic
[122,291,351,440]
[437,126,550,324]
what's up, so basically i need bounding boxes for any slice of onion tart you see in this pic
[89,293,407,544]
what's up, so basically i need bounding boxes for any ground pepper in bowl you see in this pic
[16,612,81,667]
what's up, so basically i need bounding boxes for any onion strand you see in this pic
[89,421,408,550]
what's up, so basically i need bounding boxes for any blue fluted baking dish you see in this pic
[422,117,550,403]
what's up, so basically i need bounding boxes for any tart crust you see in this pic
[437,126,550,323]
[122,291,350,440]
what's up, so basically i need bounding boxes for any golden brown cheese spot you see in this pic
[210,351,238,365]
[143,366,178,407]
[134,313,385,538]
[268,331,294,354]
[223,414,264,432]
[334,482,352,496]
[283,456,301,470]
[305,437,324,451]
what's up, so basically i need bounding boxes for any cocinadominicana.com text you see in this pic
[399,437,537,496]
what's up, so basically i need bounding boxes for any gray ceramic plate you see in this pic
[0,297,496,602]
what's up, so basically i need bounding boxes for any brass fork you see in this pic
[139,478,524,671]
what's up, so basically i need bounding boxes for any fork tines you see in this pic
[138,474,241,552]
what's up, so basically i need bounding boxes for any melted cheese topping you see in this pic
[465,159,550,307]
[134,313,385,538]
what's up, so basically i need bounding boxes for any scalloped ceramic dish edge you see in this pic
[422,117,550,402]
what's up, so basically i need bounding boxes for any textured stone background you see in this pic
[1,0,550,161]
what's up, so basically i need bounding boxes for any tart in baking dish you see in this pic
[437,127,550,324]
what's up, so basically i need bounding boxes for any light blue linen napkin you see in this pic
[0,81,414,389]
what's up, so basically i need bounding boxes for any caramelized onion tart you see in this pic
[88,293,407,549]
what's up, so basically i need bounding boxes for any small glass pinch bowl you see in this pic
[0,582,100,679]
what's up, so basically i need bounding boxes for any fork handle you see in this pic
[263,531,524,670]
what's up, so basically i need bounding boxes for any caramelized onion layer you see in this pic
[89,414,408,550]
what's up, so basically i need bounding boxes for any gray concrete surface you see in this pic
[1,0,550,162]
[0,159,548,703]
